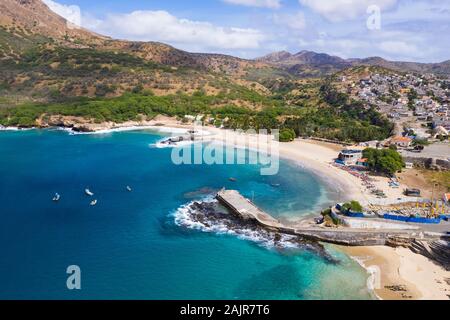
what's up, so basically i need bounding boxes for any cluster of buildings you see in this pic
[340,72,450,140]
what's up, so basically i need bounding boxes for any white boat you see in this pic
[52,193,61,202]
[85,189,94,196]
[271,183,281,187]
[126,186,132,192]
[90,199,98,206]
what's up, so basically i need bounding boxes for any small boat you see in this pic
[52,193,61,202]
[85,189,94,196]
[271,183,281,187]
[90,199,98,206]
[229,177,237,182]
[126,186,132,192]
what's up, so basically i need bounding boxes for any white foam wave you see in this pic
[152,140,198,149]
[347,255,382,300]
[63,125,190,136]
[172,198,299,249]
[0,126,34,131]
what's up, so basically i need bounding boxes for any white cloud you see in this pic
[42,0,82,27]
[379,41,418,55]
[42,1,266,52]
[384,0,450,22]
[273,11,306,30]
[222,0,281,9]
[296,27,439,62]
[40,0,450,62]
[91,10,266,51]
[299,0,398,21]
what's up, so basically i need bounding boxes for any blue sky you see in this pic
[43,0,450,63]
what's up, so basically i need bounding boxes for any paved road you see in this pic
[400,142,450,160]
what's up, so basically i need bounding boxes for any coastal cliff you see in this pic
[35,115,161,132]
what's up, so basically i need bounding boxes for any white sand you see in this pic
[84,118,450,300]
[344,246,449,300]
[180,125,408,206]
[396,247,450,300]
[119,118,417,206]
[7,117,448,300]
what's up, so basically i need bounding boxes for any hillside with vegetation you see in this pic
[0,0,395,143]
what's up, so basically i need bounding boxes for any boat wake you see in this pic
[172,197,338,262]
[151,129,212,149]
[152,139,197,149]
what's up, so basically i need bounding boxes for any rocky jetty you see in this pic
[176,199,339,264]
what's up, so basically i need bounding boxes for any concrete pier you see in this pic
[216,189,283,228]
[216,189,448,246]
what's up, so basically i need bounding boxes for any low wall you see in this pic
[293,229,413,246]
[403,156,450,170]
[342,217,419,230]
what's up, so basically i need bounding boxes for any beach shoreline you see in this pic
[2,118,449,300]
[150,119,450,301]
[162,121,410,207]
[340,245,449,300]
[0,118,435,211]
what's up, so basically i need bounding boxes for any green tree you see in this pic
[342,200,363,213]
[279,128,296,142]
[363,148,405,175]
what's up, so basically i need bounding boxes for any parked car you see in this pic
[405,188,421,197]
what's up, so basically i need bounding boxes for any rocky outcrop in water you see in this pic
[175,199,339,264]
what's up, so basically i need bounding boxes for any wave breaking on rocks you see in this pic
[172,197,338,263]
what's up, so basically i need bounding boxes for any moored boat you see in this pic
[271,183,281,187]
[85,188,94,196]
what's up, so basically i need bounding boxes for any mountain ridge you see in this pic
[0,0,400,144]
[0,0,266,75]
[2,0,449,77]
[257,50,450,77]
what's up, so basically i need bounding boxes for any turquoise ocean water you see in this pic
[0,129,371,299]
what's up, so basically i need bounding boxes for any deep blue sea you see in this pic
[0,129,371,299]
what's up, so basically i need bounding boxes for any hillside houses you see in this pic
[340,70,450,144]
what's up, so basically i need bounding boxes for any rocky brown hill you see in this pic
[0,0,275,105]
[0,0,265,75]
[0,0,107,45]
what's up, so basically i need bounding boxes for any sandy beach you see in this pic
[74,115,431,210]
[166,122,410,207]
[33,116,440,208]
[343,246,449,300]
[144,118,449,301]
[39,116,450,300]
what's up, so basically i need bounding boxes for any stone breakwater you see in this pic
[173,198,339,263]
[215,189,446,247]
